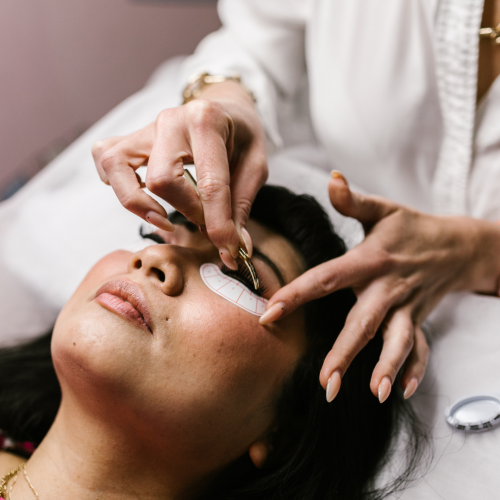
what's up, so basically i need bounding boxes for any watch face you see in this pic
[445,395,500,432]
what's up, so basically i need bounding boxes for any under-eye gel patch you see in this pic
[200,263,268,316]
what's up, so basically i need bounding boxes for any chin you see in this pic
[51,300,151,405]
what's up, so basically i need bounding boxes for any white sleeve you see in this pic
[178,0,309,148]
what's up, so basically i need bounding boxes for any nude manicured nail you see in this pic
[241,227,253,257]
[378,377,392,404]
[259,302,285,325]
[326,371,341,403]
[219,248,238,271]
[145,211,175,232]
[404,378,419,400]
[331,170,348,185]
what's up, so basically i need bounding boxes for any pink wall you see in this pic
[0,0,221,195]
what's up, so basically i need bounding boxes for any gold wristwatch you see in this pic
[182,72,256,104]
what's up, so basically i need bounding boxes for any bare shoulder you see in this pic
[0,451,24,477]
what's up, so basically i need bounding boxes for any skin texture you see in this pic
[6,220,306,500]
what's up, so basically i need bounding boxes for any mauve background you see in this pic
[0,0,220,198]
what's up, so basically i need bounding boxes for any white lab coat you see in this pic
[179,0,500,220]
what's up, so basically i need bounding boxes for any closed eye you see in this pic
[140,225,270,297]
[220,264,268,297]
[140,226,165,244]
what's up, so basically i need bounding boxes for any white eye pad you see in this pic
[200,263,268,316]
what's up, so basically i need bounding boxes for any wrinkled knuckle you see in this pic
[375,248,396,273]
[156,108,174,128]
[289,288,305,310]
[145,173,171,196]
[120,191,139,212]
[315,273,337,296]
[187,100,223,129]
[400,328,414,351]
[251,151,268,174]
[394,279,414,300]
[198,175,227,201]
[206,223,233,248]
[233,198,252,221]
[100,150,120,173]
[389,209,411,231]
[358,315,378,342]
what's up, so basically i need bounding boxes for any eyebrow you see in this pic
[252,247,286,287]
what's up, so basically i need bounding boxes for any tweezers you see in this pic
[183,169,260,290]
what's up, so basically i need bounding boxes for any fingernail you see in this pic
[378,376,392,404]
[326,371,341,403]
[241,227,253,258]
[331,170,348,185]
[145,211,175,232]
[259,302,285,325]
[220,248,238,271]
[228,244,239,260]
[404,378,419,400]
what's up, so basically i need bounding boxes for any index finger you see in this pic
[259,246,382,325]
[92,136,126,184]
[188,108,240,258]
[102,144,174,232]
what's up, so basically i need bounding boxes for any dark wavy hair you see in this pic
[0,185,428,498]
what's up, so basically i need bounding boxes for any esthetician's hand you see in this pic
[260,172,500,403]
[91,80,267,270]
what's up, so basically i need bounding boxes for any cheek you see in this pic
[169,286,298,406]
[52,301,152,396]
[155,290,305,454]
[55,251,132,334]
[52,251,146,393]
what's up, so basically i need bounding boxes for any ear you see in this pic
[248,440,270,469]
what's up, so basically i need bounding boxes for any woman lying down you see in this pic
[0,186,426,500]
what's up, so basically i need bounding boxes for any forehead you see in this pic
[246,219,304,285]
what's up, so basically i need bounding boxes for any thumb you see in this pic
[329,171,398,228]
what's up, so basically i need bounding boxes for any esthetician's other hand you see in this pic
[91,81,267,270]
[261,172,500,403]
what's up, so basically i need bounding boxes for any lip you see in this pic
[95,280,153,333]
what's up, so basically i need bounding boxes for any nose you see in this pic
[129,245,184,296]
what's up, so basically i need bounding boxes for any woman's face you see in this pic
[52,218,306,471]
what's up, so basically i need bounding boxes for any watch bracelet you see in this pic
[182,72,256,104]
